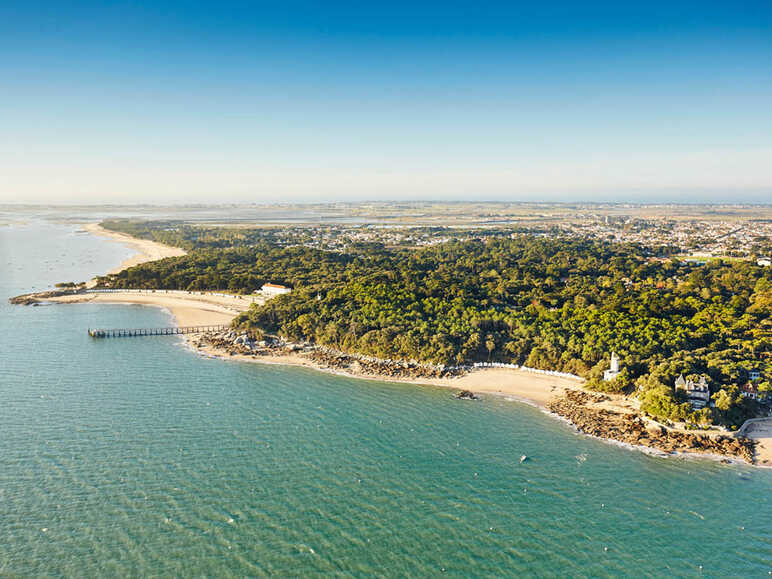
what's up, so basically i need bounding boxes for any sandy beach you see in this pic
[192,340,593,408]
[743,420,772,467]
[47,290,256,327]
[25,223,765,465]
[82,223,186,282]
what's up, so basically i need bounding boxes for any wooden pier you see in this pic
[88,325,230,338]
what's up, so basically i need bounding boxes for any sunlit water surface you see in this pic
[1,221,770,576]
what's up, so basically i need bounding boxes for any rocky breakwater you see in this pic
[193,330,302,356]
[194,330,464,380]
[547,390,756,463]
[306,348,464,380]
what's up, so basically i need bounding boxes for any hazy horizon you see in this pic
[3,194,772,206]
[2,1,771,204]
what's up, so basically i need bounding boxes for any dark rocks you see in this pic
[306,349,463,379]
[547,390,756,463]
[454,390,480,400]
[9,288,84,305]
[196,331,465,380]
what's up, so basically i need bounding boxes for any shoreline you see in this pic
[9,224,770,467]
[81,223,186,281]
[13,286,768,466]
[191,336,583,406]
[188,334,761,465]
[41,290,255,327]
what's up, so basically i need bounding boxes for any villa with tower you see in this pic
[675,374,710,409]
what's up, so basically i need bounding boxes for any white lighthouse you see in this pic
[603,352,621,381]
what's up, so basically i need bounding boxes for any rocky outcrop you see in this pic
[454,390,480,400]
[195,330,278,355]
[195,330,465,380]
[305,349,462,379]
[547,390,756,463]
[9,289,84,305]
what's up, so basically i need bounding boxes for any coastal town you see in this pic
[61,202,771,261]
[207,207,772,260]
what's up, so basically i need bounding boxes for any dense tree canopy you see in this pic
[99,225,772,427]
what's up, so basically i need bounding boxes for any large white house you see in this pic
[261,283,292,296]
[675,374,710,409]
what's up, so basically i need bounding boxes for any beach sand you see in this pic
[66,223,248,325]
[743,420,772,467]
[40,223,763,465]
[192,340,591,409]
[48,291,254,327]
[83,223,186,283]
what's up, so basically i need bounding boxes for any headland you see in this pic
[9,220,769,466]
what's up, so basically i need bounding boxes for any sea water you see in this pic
[1,220,770,576]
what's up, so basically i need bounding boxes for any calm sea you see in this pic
[1,221,770,577]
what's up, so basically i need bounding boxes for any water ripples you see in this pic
[1,223,771,575]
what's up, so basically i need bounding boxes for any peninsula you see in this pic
[11,206,772,465]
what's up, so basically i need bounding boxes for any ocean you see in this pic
[1,220,770,576]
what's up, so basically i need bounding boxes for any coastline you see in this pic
[44,290,253,327]
[188,335,760,465]
[81,223,186,281]
[9,224,770,466]
[14,283,768,465]
[192,337,584,406]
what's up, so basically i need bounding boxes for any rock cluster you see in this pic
[305,349,462,379]
[195,330,464,379]
[454,390,480,400]
[547,390,756,463]
[9,289,80,305]
[194,330,298,356]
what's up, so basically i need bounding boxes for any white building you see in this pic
[261,283,291,296]
[603,352,621,381]
[675,374,710,409]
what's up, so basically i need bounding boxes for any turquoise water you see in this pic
[1,221,771,577]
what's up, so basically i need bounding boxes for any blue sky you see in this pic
[1,1,771,203]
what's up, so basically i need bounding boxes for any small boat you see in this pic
[520,455,527,463]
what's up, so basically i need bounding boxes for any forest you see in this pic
[98,221,772,427]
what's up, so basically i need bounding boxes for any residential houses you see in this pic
[675,374,710,409]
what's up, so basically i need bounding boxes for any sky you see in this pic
[1,1,771,204]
